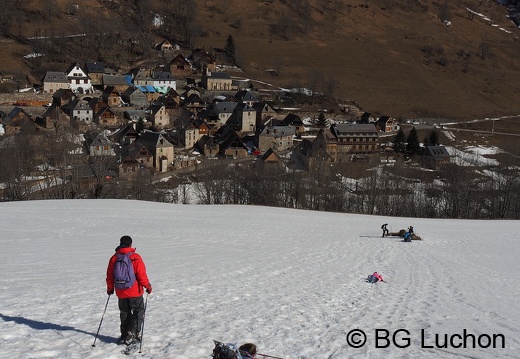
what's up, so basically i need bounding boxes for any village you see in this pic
[0,44,452,192]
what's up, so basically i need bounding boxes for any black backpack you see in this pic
[212,340,239,359]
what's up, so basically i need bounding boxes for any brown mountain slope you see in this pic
[2,0,519,121]
[193,0,520,120]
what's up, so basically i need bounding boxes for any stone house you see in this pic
[256,148,286,169]
[201,68,233,91]
[64,99,94,129]
[86,132,116,156]
[88,98,110,114]
[282,113,305,135]
[193,135,217,157]
[233,90,257,106]
[52,89,76,106]
[1,107,33,135]
[212,102,238,127]
[252,102,277,125]
[84,61,111,86]
[101,86,122,108]
[326,123,379,162]
[156,89,181,109]
[36,104,68,129]
[289,138,331,171]
[102,74,131,92]
[94,107,119,128]
[146,104,170,130]
[117,142,154,177]
[195,109,219,134]
[121,87,149,108]
[43,72,69,93]
[134,131,175,172]
[182,117,211,149]
[169,54,192,77]
[124,110,147,123]
[219,131,250,159]
[182,93,206,113]
[230,103,256,133]
[188,49,216,72]
[137,85,161,103]
[421,145,450,169]
[110,123,139,146]
[258,125,295,152]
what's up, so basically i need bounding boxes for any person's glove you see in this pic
[107,288,114,295]
[145,284,152,294]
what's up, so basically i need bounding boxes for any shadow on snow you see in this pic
[0,313,116,344]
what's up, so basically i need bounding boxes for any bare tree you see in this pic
[439,1,451,22]
[478,39,491,60]
[307,69,324,104]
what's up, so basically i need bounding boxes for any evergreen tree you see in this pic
[224,34,236,64]
[317,112,327,127]
[393,129,406,153]
[136,118,145,133]
[423,129,440,147]
[406,127,421,155]
[428,129,439,146]
[423,134,431,147]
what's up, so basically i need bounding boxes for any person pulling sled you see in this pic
[381,223,389,237]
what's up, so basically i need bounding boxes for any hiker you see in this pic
[106,235,152,345]
[367,272,385,283]
[381,223,389,237]
[239,343,258,359]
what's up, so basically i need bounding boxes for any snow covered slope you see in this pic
[0,200,518,358]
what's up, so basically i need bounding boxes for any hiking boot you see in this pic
[123,331,135,345]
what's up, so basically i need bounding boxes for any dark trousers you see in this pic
[118,296,145,336]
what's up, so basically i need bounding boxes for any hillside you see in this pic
[1,0,520,120]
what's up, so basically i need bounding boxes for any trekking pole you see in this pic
[139,293,149,354]
[92,294,111,347]
[258,353,285,359]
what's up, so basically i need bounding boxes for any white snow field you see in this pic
[0,199,519,359]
